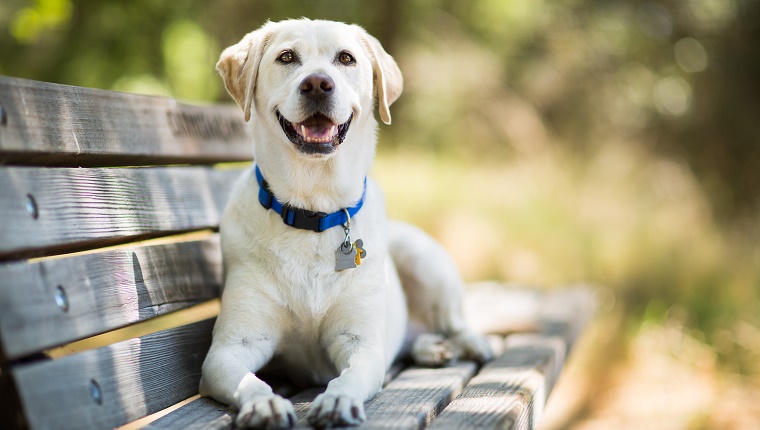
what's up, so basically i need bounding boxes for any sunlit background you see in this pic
[2,0,759,428]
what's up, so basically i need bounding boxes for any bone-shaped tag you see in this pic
[353,239,367,265]
[335,239,368,271]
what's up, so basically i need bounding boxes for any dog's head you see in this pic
[217,19,402,159]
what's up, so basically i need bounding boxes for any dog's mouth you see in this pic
[277,111,352,155]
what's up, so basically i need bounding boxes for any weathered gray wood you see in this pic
[140,397,234,430]
[464,284,598,339]
[136,287,596,430]
[0,165,243,260]
[463,283,543,335]
[429,334,566,430]
[11,318,215,430]
[144,359,412,430]
[0,237,222,361]
[0,76,251,167]
[285,362,477,429]
[359,362,477,429]
[538,287,598,349]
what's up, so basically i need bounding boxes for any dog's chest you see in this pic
[258,228,355,313]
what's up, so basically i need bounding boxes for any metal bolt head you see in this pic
[25,194,38,219]
[90,379,102,404]
[55,285,69,312]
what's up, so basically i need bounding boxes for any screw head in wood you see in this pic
[55,285,69,312]
[25,194,38,219]
[90,379,102,404]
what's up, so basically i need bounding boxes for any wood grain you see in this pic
[143,360,414,430]
[141,397,234,430]
[11,319,215,430]
[0,76,252,167]
[429,334,566,430]
[0,237,222,361]
[282,362,477,429]
[131,287,596,430]
[360,362,477,429]
[0,165,244,260]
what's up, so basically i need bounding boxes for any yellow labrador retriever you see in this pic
[200,19,492,429]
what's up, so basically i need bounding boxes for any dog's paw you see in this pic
[236,395,296,429]
[307,393,366,428]
[453,331,494,363]
[411,333,459,367]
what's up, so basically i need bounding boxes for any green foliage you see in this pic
[9,0,72,43]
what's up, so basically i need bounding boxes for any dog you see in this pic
[199,18,493,429]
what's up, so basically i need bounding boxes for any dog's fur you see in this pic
[199,19,492,429]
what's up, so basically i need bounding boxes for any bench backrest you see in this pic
[0,76,250,430]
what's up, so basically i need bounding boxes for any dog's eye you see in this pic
[278,50,295,63]
[338,51,355,65]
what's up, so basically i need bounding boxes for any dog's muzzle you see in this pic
[276,73,353,156]
[277,111,352,156]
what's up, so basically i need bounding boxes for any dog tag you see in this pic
[336,241,358,271]
[354,239,367,265]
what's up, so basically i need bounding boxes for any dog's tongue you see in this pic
[294,114,338,143]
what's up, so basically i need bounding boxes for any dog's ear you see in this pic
[359,31,403,125]
[217,24,273,122]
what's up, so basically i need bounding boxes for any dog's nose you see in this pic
[299,74,335,98]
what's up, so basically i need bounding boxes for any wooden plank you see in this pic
[0,237,222,361]
[140,397,234,430]
[538,287,598,349]
[0,76,252,167]
[143,360,412,430]
[429,334,566,430]
[359,362,477,429]
[11,318,215,430]
[279,362,477,429]
[463,283,543,335]
[0,165,243,260]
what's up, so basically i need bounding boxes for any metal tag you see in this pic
[336,242,358,271]
[335,239,368,271]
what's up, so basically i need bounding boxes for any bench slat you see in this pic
[0,237,222,361]
[11,318,214,430]
[142,362,410,429]
[0,166,242,260]
[429,334,566,430]
[538,287,598,348]
[0,76,251,167]
[281,362,478,429]
[140,397,233,430]
[357,361,477,429]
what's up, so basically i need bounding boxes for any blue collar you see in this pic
[254,165,367,233]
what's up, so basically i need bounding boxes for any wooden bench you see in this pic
[0,76,596,430]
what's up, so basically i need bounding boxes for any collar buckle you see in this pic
[281,204,327,232]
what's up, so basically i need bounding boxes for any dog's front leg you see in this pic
[201,345,295,429]
[199,276,295,429]
[306,300,386,428]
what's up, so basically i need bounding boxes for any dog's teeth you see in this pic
[330,125,337,137]
[301,125,307,137]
